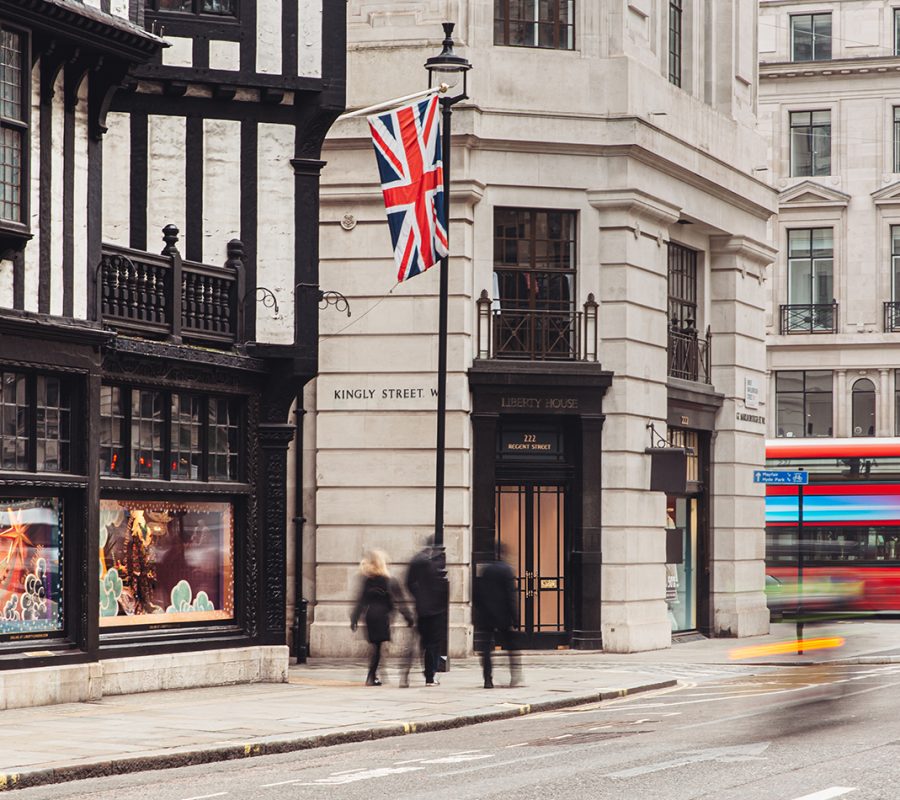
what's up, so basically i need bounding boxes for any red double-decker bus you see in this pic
[765,438,900,612]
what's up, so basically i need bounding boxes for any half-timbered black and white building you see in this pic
[0,0,344,707]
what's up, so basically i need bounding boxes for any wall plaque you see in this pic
[499,428,563,458]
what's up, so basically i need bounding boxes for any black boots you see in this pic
[366,674,382,686]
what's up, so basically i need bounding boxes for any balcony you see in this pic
[885,302,900,332]
[475,291,598,361]
[779,303,838,335]
[98,225,244,348]
[668,325,711,384]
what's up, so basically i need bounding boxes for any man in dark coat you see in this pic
[404,537,445,686]
[474,547,521,689]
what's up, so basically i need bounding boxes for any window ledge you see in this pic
[0,225,32,260]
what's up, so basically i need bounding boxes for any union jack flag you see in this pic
[368,95,448,282]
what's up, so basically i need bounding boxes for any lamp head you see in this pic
[425,22,471,96]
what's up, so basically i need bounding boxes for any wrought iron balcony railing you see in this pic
[475,291,598,361]
[668,325,711,384]
[885,301,900,332]
[779,303,838,335]
[98,225,245,348]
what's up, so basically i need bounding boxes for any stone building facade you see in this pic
[759,1,900,438]
[312,0,777,657]
[0,0,344,709]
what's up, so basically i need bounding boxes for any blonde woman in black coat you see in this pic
[350,550,413,686]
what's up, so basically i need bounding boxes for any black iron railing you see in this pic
[885,302,900,332]
[99,225,245,348]
[668,326,711,384]
[779,303,838,334]
[476,291,598,361]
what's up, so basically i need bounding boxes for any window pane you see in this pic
[0,126,22,223]
[852,379,876,437]
[792,16,813,61]
[0,498,64,637]
[100,386,126,476]
[791,125,812,177]
[494,0,574,49]
[99,499,234,627]
[0,371,28,470]
[171,393,202,480]
[201,0,235,13]
[0,30,23,121]
[806,392,833,437]
[776,371,804,393]
[776,393,804,438]
[788,229,811,258]
[158,0,193,9]
[811,227,833,256]
[209,398,239,481]
[131,390,163,478]
[806,371,833,393]
[789,256,811,305]
[36,376,71,472]
[813,14,832,59]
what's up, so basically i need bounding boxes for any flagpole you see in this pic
[335,84,447,122]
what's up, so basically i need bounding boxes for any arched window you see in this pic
[852,378,876,437]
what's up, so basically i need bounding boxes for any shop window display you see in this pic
[0,498,63,636]
[99,499,233,626]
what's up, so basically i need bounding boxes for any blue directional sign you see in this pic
[753,469,808,485]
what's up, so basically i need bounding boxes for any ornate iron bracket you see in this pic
[241,286,280,318]
[646,421,670,449]
[295,283,351,317]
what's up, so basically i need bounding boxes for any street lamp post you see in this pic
[425,23,471,671]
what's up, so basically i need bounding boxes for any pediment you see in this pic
[779,181,851,209]
[871,180,900,206]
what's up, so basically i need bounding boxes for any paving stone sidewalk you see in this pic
[0,620,899,791]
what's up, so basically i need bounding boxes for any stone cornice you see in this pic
[322,178,486,208]
[760,55,900,80]
[587,188,682,228]
[779,180,851,210]
[709,235,778,268]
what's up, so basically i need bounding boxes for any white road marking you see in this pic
[420,754,494,764]
[505,742,530,748]
[549,734,573,740]
[180,794,227,800]
[790,788,857,800]
[295,766,425,786]
[606,742,770,779]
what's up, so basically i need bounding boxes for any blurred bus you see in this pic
[765,438,900,613]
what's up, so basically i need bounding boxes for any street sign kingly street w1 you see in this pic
[753,469,808,485]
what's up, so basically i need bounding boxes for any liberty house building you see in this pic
[758,2,900,443]
[312,0,777,656]
[0,0,344,708]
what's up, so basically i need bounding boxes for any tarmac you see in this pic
[1,620,899,792]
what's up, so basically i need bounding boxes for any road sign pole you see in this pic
[796,472,805,655]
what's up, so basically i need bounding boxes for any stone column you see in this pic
[708,235,776,638]
[835,370,847,438]
[588,188,679,653]
[879,368,890,436]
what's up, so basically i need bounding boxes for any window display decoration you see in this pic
[99,499,233,627]
[0,498,63,636]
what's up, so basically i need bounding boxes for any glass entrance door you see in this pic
[665,495,698,632]
[496,483,568,647]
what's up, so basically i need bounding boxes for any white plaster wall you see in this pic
[50,72,65,317]
[255,122,294,344]
[22,63,40,312]
[257,0,283,75]
[209,40,241,72]
[298,0,323,78]
[162,37,193,68]
[0,259,13,308]
[73,80,89,321]
[202,119,241,266]
[146,115,186,251]
[102,112,131,247]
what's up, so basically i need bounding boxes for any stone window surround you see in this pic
[493,0,576,51]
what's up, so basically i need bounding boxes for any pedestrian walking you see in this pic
[350,550,413,686]
[404,536,445,686]
[474,545,521,689]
